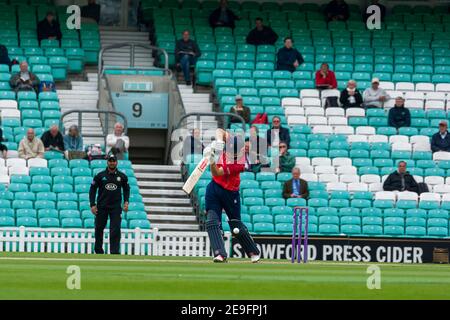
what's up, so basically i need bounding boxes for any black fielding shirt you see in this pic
[89,168,130,209]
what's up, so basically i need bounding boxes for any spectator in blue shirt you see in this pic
[431,121,450,153]
[64,125,85,160]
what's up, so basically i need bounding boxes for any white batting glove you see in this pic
[202,146,212,158]
[211,140,225,152]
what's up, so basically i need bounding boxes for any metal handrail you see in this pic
[60,110,128,147]
[97,42,171,88]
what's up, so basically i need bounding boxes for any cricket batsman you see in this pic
[204,129,261,263]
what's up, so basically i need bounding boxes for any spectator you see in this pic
[365,0,386,23]
[362,78,390,109]
[18,128,45,160]
[37,11,62,43]
[0,128,8,159]
[276,37,304,73]
[339,80,363,109]
[64,125,85,160]
[0,44,11,69]
[383,161,419,193]
[9,61,40,92]
[81,0,101,23]
[182,128,204,162]
[431,121,450,153]
[282,167,309,199]
[209,0,239,29]
[230,95,251,124]
[175,30,201,86]
[267,116,290,148]
[106,122,130,160]
[41,125,65,152]
[315,63,337,90]
[244,138,262,173]
[388,96,411,130]
[249,125,266,155]
[246,17,278,46]
[325,0,350,22]
[275,141,295,173]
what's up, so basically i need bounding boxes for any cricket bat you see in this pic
[182,129,225,194]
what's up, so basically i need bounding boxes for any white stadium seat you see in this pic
[410,135,430,145]
[282,97,301,107]
[391,142,412,151]
[361,174,381,184]
[368,134,388,143]
[339,174,359,183]
[415,83,435,92]
[296,157,311,166]
[332,157,352,167]
[355,126,376,135]
[301,173,318,182]
[389,135,409,144]
[300,89,320,99]
[9,166,29,176]
[0,100,18,109]
[435,84,450,92]
[0,175,10,184]
[312,125,333,134]
[315,165,335,174]
[336,165,357,175]
[425,100,445,110]
[325,108,345,117]
[379,81,395,90]
[308,116,327,126]
[419,192,441,202]
[404,99,424,109]
[6,158,26,167]
[28,158,48,168]
[311,157,332,166]
[328,116,348,126]
[375,191,396,201]
[425,91,446,101]
[327,182,347,191]
[345,108,365,117]
[433,184,450,194]
[284,106,305,116]
[424,176,445,186]
[397,82,415,92]
[287,115,307,125]
[298,165,314,174]
[347,182,368,192]
[433,151,450,161]
[1,109,21,119]
[333,126,354,135]
[404,91,424,100]
[368,183,383,192]
[301,98,321,107]
[397,191,418,201]
[347,135,368,143]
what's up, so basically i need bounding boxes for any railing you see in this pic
[59,110,128,147]
[98,42,172,88]
[0,227,231,257]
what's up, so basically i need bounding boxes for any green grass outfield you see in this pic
[1,252,450,299]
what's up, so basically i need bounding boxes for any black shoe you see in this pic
[186,81,192,86]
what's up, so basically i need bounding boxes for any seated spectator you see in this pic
[0,44,11,69]
[388,96,411,130]
[365,0,386,23]
[175,30,201,86]
[106,122,130,160]
[431,121,450,153]
[9,62,40,93]
[383,161,419,193]
[315,63,337,90]
[267,116,290,148]
[41,125,65,152]
[244,137,269,173]
[249,125,267,155]
[64,125,86,160]
[81,0,101,23]
[275,141,295,173]
[246,17,278,46]
[325,0,350,22]
[230,95,251,124]
[339,80,363,109]
[276,37,304,73]
[209,0,239,29]
[18,128,45,160]
[0,128,8,159]
[182,128,204,162]
[37,11,62,43]
[362,78,390,109]
[282,167,309,199]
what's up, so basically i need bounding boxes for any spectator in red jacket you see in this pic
[315,63,337,90]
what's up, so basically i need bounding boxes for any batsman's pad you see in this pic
[229,219,260,257]
[206,214,227,257]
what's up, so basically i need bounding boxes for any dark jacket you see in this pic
[279,152,296,173]
[267,126,291,148]
[283,178,309,199]
[9,71,40,92]
[37,18,62,42]
[276,47,304,73]
[89,168,130,209]
[230,105,251,123]
[383,171,419,194]
[0,45,11,68]
[246,26,278,46]
[175,39,201,63]
[339,88,363,109]
[209,7,239,28]
[388,105,411,129]
[325,0,350,21]
[41,130,65,151]
[431,131,450,153]
[81,3,101,23]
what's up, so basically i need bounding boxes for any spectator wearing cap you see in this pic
[388,96,411,130]
[431,121,450,153]
[246,17,278,46]
[267,116,290,148]
[315,63,337,90]
[106,122,130,160]
[363,78,390,109]
[229,95,251,124]
[339,79,363,109]
[37,11,62,43]
[276,37,304,73]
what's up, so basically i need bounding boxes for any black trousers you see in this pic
[94,207,122,254]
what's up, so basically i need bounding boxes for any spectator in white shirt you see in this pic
[362,78,390,109]
[106,122,129,160]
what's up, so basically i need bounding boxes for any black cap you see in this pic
[107,154,117,162]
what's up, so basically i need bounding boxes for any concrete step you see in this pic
[151,223,200,231]
[138,181,184,188]
[132,164,180,172]
[140,189,186,197]
[143,197,191,205]
[149,214,197,222]
[146,206,192,214]
[134,172,181,180]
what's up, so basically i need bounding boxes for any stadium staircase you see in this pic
[133,164,198,231]
[100,29,153,68]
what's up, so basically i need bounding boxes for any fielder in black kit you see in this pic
[89,154,130,254]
